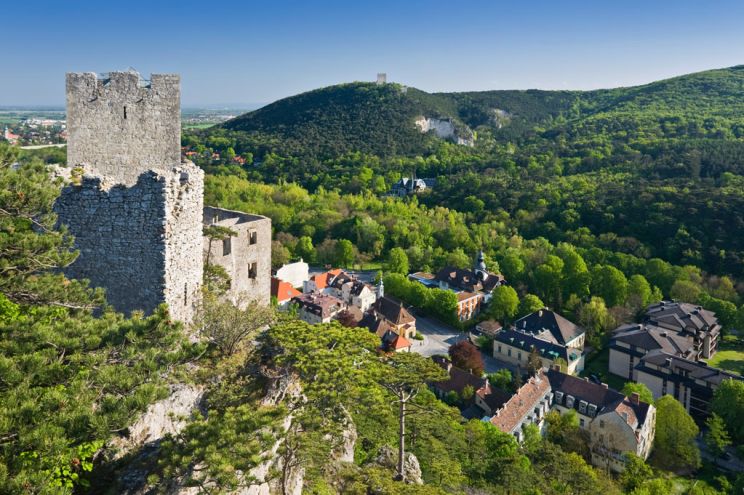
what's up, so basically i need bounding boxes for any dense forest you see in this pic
[188,66,744,282]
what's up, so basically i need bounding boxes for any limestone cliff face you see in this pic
[414,116,474,146]
[109,383,204,460]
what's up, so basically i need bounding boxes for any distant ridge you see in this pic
[206,65,744,159]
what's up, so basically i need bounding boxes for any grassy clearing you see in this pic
[705,335,744,375]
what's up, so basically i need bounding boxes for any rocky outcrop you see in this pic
[414,117,474,146]
[109,383,204,460]
[374,446,423,485]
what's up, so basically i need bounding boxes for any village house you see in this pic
[409,251,506,321]
[364,295,417,339]
[291,292,346,324]
[270,277,302,308]
[469,319,503,343]
[633,351,742,421]
[609,301,721,380]
[546,368,656,472]
[380,330,412,353]
[274,260,310,289]
[482,366,656,473]
[430,356,511,418]
[390,175,435,196]
[514,308,585,350]
[489,371,553,441]
[492,327,585,374]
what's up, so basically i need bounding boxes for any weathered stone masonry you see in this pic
[55,168,204,321]
[203,206,271,307]
[66,71,181,186]
[57,70,270,322]
[58,71,204,322]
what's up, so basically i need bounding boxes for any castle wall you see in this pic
[55,164,203,321]
[66,71,181,185]
[203,206,271,307]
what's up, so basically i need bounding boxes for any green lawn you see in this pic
[580,347,628,391]
[705,335,744,375]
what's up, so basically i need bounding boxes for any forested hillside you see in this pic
[187,65,744,280]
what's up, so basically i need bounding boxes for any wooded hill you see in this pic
[213,65,744,159]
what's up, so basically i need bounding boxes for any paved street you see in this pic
[412,312,517,374]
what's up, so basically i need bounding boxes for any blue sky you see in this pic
[3,0,744,106]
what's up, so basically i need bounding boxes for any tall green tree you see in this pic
[711,378,744,443]
[386,247,410,275]
[704,413,731,460]
[653,395,700,471]
[518,294,545,317]
[590,265,628,307]
[621,382,654,404]
[487,285,519,323]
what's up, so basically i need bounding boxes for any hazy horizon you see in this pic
[3,0,744,106]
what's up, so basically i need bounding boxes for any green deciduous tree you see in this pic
[621,382,654,404]
[487,285,519,323]
[704,413,731,460]
[518,294,545,318]
[711,378,744,444]
[386,247,410,275]
[590,265,628,307]
[653,395,700,472]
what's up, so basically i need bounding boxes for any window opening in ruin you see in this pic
[124,106,127,119]
[249,262,257,279]
[184,284,187,305]
[249,229,257,245]
[223,238,232,256]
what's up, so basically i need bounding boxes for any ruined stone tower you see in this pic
[56,71,204,322]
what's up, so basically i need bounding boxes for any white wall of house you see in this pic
[275,261,309,288]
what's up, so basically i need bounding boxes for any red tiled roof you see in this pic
[271,277,301,302]
[490,372,551,433]
[391,334,411,350]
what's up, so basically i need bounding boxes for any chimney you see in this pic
[601,383,608,389]
[551,364,561,372]
[665,357,672,367]
[630,392,640,405]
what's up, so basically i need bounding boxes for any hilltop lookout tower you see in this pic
[56,70,204,322]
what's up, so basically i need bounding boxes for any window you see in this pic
[588,404,597,417]
[579,400,587,414]
[248,262,257,279]
[600,420,605,428]
[579,418,585,428]
[518,352,522,361]
[222,238,232,256]
[123,106,127,119]
[566,395,574,408]
[498,345,502,354]
[249,229,257,245]
[555,391,564,404]
[508,349,512,357]
[183,283,187,305]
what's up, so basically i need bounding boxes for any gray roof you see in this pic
[493,328,581,363]
[645,301,719,335]
[639,351,742,386]
[612,322,698,359]
[546,369,651,426]
[514,308,584,346]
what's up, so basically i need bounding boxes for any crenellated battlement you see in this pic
[66,70,181,185]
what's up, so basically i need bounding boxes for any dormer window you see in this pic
[588,404,597,417]
[566,395,575,408]
[579,400,587,414]
[555,391,564,404]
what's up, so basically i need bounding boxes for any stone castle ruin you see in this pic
[56,70,270,322]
